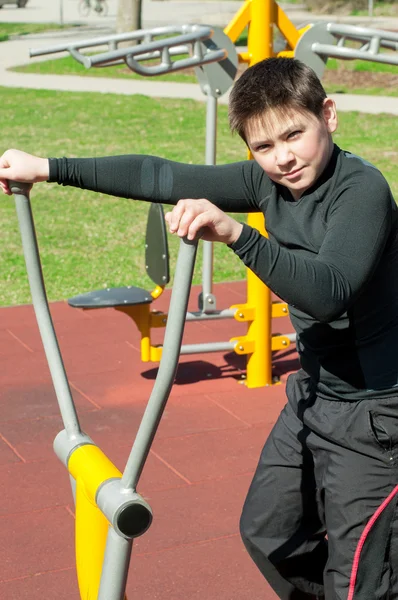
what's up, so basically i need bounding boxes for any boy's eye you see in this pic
[288,130,301,139]
[255,144,270,152]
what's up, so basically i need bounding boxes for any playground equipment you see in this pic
[29,21,294,388]
[295,22,398,78]
[11,180,199,600]
[29,0,398,388]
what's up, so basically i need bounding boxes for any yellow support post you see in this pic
[245,0,276,387]
[248,0,275,62]
[68,444,126,600]
[222,0,305,387]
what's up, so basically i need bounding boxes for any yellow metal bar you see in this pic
[272,302,289,318]
[277,50,295,58]
[231,303,256,322]
[150,285,165,300]
[275,3,301,50]
[150,345,163,361]
[272,334,291,351]
[68,444,122,494]
[116,304,152,361]
[68,445,124,600]
[248,0,275,63]
[238,51,251,64]
[224,0,251,42]
[231,336,255,355]
[74,477,110,600]
[246,229,273,387]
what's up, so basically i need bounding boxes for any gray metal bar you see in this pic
[180,341,236,355]
[327,23,398,47]
[98,528,133,600]
[29,24,226,76]
[120,237,198,491]
[185,308,236,321]
[313,42,398,65]
[201,92,218,314]
[11,183,81,438]
[29,26,204,57]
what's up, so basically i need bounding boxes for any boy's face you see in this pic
[245,99,338,200]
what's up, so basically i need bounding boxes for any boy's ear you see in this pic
[322,98,338,133]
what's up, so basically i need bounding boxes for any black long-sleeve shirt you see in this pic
[49,145,398,400]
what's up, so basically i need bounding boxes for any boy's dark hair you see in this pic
[228,57,327,142]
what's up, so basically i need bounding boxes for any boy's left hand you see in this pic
[165,198,243,245]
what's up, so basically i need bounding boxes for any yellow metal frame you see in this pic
[68,444,127,600]
[222,0,307,387]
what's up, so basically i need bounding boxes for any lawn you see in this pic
[0,86,397,307]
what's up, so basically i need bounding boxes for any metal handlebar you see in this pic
[29,24,227,75]
[295,21,398,77]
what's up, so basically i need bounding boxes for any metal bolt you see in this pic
[238,312,244,318]
[282,307,287,313]
[208,298,214,304]
[162,318,167,323]
[238,345,244,351]
[282,340,287,345]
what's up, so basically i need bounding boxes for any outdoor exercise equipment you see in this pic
[294,22,398,78]
[30,27,287,369]
[11,180,199,600]
[69,203,170,361]
[29,26,237,322]
[29,21,294,387]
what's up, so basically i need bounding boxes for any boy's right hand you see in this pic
[0,149,50,195]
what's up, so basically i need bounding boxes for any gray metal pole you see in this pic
[12,183,81,438]
[98,528,133,600]
[121,236,198,491]
[201,92,218,313]
[59,0,64,26]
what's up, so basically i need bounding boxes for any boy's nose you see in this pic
[275,146,294,167]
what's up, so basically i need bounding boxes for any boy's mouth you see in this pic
[284,167,304,180]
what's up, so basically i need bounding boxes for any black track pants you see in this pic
[240,370,398,600]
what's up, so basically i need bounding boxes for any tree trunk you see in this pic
[116,0,143,34]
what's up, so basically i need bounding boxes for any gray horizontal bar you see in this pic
[314,42,398,65]
[185,309,236,321]
[327,23,398,45]
[180,341,236,354]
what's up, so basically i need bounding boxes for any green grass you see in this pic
[326,57,398,75]
[0,86,397,307]
[13,54,199,83]
[0,22,73,42]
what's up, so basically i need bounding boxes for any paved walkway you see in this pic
[0,2,397,113]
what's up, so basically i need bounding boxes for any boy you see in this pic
[1,58,398,600]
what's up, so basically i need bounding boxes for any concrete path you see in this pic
[0,1,397,114]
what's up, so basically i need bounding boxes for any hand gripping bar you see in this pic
[29,24,228,75]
